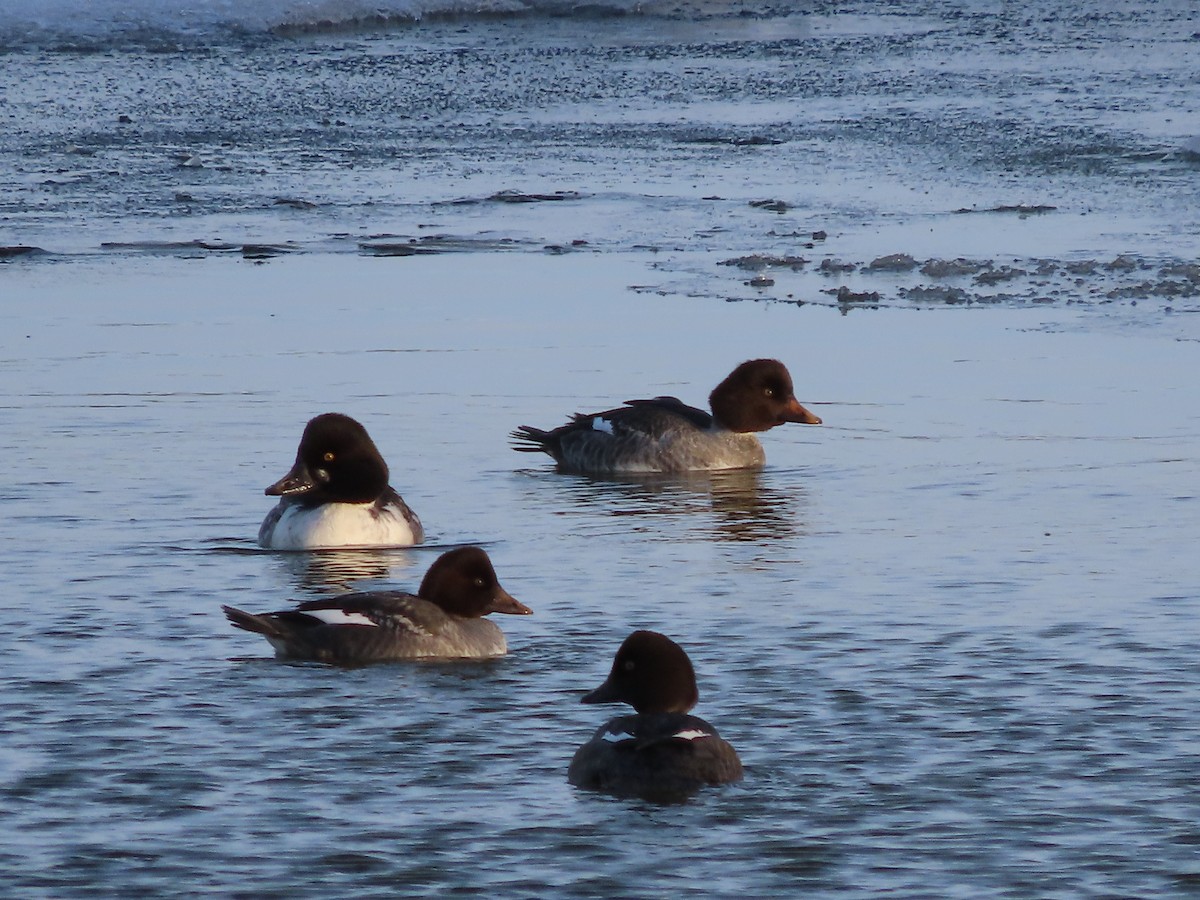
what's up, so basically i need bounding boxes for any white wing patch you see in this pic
[602,729,634,743]
[303,609,379,627]
[591,417,614,435]
[672,729,709,741]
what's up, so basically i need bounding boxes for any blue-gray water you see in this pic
[3,1,1200,896]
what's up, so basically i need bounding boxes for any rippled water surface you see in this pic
[3,1,1200,895]
[3,252,1199,896]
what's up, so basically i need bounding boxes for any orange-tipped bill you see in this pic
[781,398,822,425]
[489,587,533,616]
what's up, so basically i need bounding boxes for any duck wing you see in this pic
[294,591,453,637]
[512,397,711,472]
[618,397,713,432]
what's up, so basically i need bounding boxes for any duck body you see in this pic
[515,398,767,475]
[257,413,423,550]
[568,630,743,800]
[512,359,820,475]
[224,591,510,663]
[258,488,422,551]
[568,711,743,799]
[223,547,530,664]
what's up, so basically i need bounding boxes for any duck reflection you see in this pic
[707,469,807,542]
[271,547,424,595]
[540,467,807,543]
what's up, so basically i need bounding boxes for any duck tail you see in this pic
[510,425,552,453]
[222,605,286,638]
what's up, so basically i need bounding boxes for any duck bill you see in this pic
[488,586,533,616]
[780,398,822,425]
[580,677,621,705]
[264,458,319,496]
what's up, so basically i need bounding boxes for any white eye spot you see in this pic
[303,609,379,627]
[591,417,614,435]
[672,729,709,741]
[602,730,634,743]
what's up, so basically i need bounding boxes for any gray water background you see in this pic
[3,2,1200,896]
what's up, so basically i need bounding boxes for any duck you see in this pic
[222,546,531,664]
[567,630,743,799]
[511,358,821,475]
[258,412,423,550]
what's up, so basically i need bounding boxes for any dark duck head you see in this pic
[582,630,701,714]
[265,412,390,504]
[419,546,532,618]
[708,358,821,433]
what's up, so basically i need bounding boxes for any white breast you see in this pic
[262,501,420,550]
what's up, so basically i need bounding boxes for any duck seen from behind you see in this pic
[511,358,821,475]
[258,412,423,550]
[568,630,743,800]
[223,546,531,664]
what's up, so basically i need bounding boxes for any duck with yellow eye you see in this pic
[257,412,424,550]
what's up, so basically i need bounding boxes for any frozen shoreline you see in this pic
[5,235,1198,336]
[4,4,1198,277]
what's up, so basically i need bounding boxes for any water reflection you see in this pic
[705,469,808,543]
[526,468,807,543]
[270,547,424,595]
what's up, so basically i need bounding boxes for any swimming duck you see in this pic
[568,630,743,799]
[223,546,530,663]
[511,358,820,475]
[258,412,423,550]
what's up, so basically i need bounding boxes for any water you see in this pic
[3,1,1200,896]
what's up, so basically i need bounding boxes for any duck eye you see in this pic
[764,387,775,397]
[623,660,635,672]
[323,451,336,462]
[473,577,486,588]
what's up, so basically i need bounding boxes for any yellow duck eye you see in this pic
[323,451,336,462]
